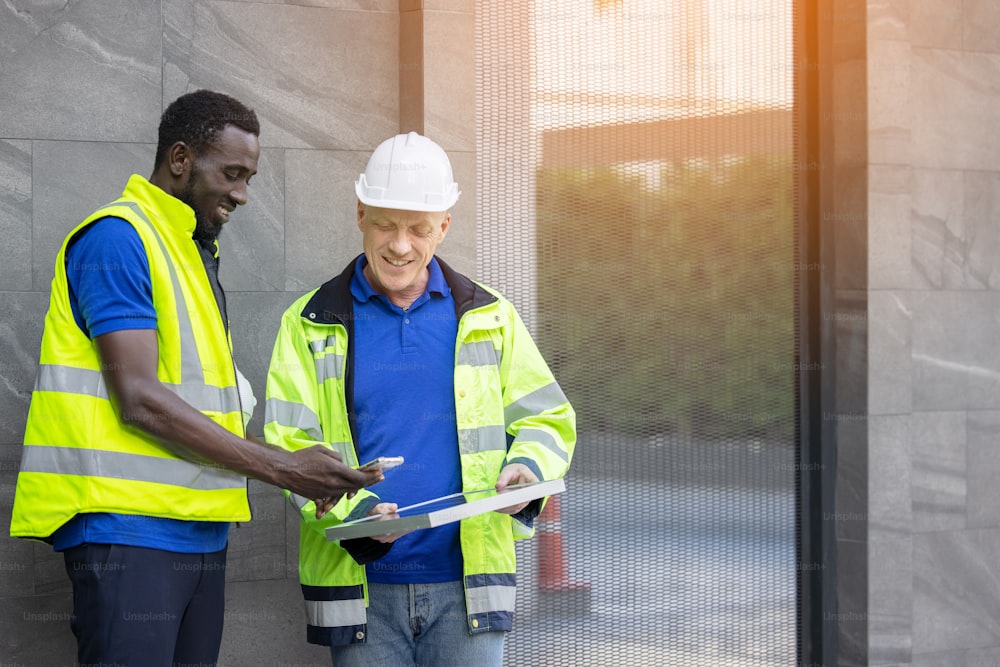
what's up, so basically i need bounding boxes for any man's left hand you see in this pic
[494,463,539,515]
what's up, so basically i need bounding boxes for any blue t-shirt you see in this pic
[51,216,229,554]
[351,255,463,583]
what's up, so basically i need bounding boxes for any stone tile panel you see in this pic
[163,0,398,151]
[911,168,965,290]
[962,171,1000,290]
[0,0,161,142]
[868,39,913,167]
[911,411,966,532]
[218,148,286,293]
[0,140,32,291]
[0,292,49,444]
[0,443,34,599]
[869,532,914,665]
[0,590,76,665]
[910,0,963,49]
[868,289,913,416]
[914,529,1000,654]
[912,291,1000,411]
[423,8,475,150]
[31,141,155,291]
[227,480,288,583]
[967,411,1000,530]
[284,148,368,291]
[911,49,1000,172]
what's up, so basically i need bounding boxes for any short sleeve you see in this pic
[66,216,157,339]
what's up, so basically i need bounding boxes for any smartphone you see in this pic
[357,456,405,473]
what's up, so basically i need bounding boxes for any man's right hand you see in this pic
[280,445,382,502]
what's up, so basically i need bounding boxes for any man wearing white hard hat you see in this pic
[264,132,576,665]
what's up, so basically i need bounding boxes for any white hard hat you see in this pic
[355,132,461,212]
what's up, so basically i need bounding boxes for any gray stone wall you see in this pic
[865,1,1000,665]
[0,2,474,665]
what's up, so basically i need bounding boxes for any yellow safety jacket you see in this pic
[10,174,250,541]
[264,256,576,646]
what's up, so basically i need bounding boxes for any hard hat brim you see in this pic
[355,179,460,213]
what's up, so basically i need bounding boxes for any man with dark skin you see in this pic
[99,120,371,501]
[10,90,379,666]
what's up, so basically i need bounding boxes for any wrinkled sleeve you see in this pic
[263,306,380,535]
[500,301,577,487]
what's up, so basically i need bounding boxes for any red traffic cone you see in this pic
[536,494,591,615]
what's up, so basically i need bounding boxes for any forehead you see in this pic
[200,124,260,168]
[364,206,447,227]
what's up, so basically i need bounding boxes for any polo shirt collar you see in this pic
[350,254,451,304]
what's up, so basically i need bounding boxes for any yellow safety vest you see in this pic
[10,174,250,540]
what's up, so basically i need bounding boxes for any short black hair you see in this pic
[154,90,260,168]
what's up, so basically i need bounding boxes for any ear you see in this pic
[166,141,193,177]
[357,200,366,231]
[438,212,451,240]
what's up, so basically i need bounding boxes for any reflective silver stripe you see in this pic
[20,445,245,490]
[309,335,341,353]
[512,519,534,538]
[288,492,310,512]
[117,202,207,385]
[36,365,106,397]
[265,398,324,441]
[466,584,516,615]
[304,336,344,382]
[35,364,240,414]
[457,340,500,368]
[314,354,344,383]
[458,425,507,454]
[504,382,569,427]
[172,382,241,414]
[513,428,570,463]
[304,598,366,628]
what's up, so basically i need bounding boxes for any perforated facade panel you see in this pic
[476,2,800,665]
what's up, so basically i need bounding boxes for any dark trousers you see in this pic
[63,543,228,667]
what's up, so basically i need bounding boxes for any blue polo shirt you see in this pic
[350,254,463,583]
[51,216,229,554]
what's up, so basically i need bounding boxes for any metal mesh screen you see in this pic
[476,1,799,665]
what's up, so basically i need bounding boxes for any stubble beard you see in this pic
[178,163,222,244]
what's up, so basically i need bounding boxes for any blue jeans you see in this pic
[329,581,506,667]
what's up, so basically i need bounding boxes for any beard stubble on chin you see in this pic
[179,163,223,244]
[192,211,220,244]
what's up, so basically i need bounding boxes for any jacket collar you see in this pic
[300,254,497,325]
[123,173,198,238]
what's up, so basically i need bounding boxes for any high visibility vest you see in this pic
[264,256,576,646]
[10,174,250,540]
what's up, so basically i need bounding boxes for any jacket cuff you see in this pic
[339,495,393,564]
[340,537,393,565]
[344,495,382,522]
[513,497,542,525]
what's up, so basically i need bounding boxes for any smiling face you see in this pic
[176,124,260,243]
[357,202,450,308]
